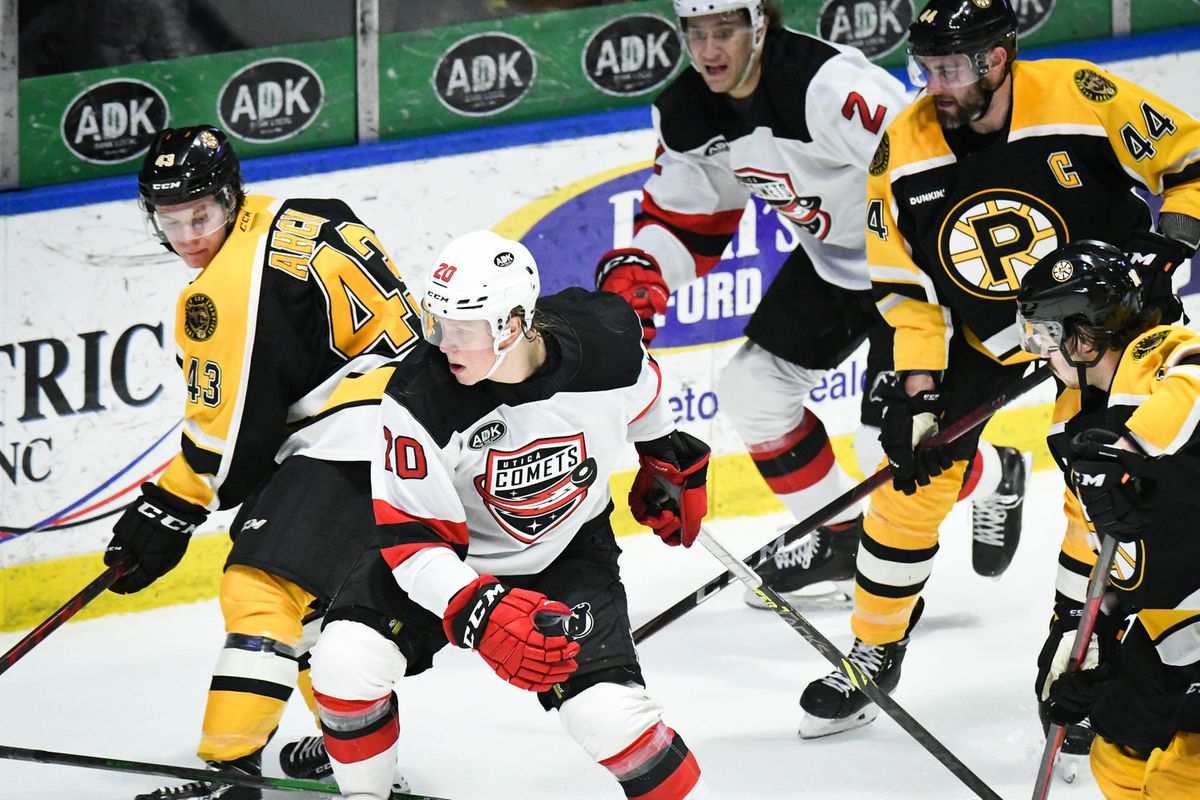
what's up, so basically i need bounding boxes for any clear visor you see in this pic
[1017,316,1064,358]
[681,18,754,48]
[151,195,232,245]
[906,51,987,88]
[421,308,497,351]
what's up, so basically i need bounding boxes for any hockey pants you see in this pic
[1091,732,1200,799]
[198,565,322,762]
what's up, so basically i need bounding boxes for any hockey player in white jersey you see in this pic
[595,0,1030,607]
[308,231,711,799]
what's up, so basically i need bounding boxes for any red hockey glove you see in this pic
[630,431,710,547]
[1068,428,1155,543]
[443,576,580,692]
[596,249,669,345]
[105,483,208,594]
[1124,229,1192,324]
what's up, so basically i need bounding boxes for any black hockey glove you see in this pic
[1124,229,1192,324]
[1068,428,1154,543]
[874,372,954,495]
[105,483,208,594]
[1035,598,1122,727]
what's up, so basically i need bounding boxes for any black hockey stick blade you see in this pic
[1031,533,1120,800]
[0,744,448,800]
[696,526,1003,800]
[633,363,1052,646]
[0,554,135,677]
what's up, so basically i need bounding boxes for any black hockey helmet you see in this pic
[138,125,241,209]
[909,0,1018,59]
[1017,240,1144,365]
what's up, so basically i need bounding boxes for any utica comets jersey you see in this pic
[372,289,674,617]
[158,195,420,511]
[1048,326,1200,666]
[868,58,1200,371]
[635,27,908,292]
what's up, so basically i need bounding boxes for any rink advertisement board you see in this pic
[14,0,1183,189]
[18,39,355,187]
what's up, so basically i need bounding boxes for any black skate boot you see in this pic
[798,636,907,739]
[971,447,1030,578]
[134,751,262,800]
[1039,701,1096,784]
[744,515,861,610]
[279,736,332,780]
[280,734,413,794]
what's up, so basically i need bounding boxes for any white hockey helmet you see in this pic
[673,0,765,30]
[422,230,540,348]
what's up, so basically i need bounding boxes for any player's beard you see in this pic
[933,82,988,130]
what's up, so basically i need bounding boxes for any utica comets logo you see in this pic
[474,434,598,543]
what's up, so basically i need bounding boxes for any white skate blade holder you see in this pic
[798,705,881,739]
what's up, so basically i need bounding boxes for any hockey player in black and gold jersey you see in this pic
[799,0,1200,738]
[1017,240,1200,798]
[104,126,421,798]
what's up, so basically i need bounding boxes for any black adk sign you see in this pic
[60,79,169,164]
[584,14,682,96]
[219,58,325,143]
[817,0,914,60]
[433,32,536,117]
[1014,0,1056,36]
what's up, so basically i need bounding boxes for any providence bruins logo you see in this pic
[184,294,218,341]
[869,133,890,177]
[1074,69,1117,103]
[1132,330,1169,361]
[937,189,1067,300]
[1050,259,1073,282]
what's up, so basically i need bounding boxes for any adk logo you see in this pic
[219,58,324,142]
[61,78,169,164]
[583,14,682,96]
[937,189,1066,299]
[467,420,507,450]
[473,434,597,543]
[817,0,914,60]
[1013,0,1056,36]
[433,33,536,117]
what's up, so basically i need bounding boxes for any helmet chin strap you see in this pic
[481,329,522,382]
[728,24,766,94]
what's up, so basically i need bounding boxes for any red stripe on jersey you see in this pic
[629,358,664,426]
[373,499,468,545]
[746,414,821,460]
[957,448,983,500]
[380,541,454,571]
[760,444,836,494]
[637,195,742,239]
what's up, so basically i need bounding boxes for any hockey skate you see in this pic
[134,757,261,800]
[743,516,860,610]
[797,637,907,739]
[971,447,1030,578]
[280,735,412,794]
[1038,701,1096,784]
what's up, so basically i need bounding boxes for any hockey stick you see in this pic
[1031,533,1120,800]
[695,525,1003,800]
[633,363,1053,645]
[0,553,136,677]
[0,744,448,800]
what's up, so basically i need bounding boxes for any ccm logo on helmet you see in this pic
[152,181,182,190]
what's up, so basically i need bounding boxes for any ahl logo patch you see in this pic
[1132,330,1169,361]
[184,294,218,341]
[473,434,598,543]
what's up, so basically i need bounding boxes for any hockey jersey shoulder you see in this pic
[756,29,842,143]
[382,342,498,448]
[877,97,951,176]
[1009,58,1117,131]
[538,288,645,394]
[654,68,728,153]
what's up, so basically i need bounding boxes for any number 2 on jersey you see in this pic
[842,92,887,134]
